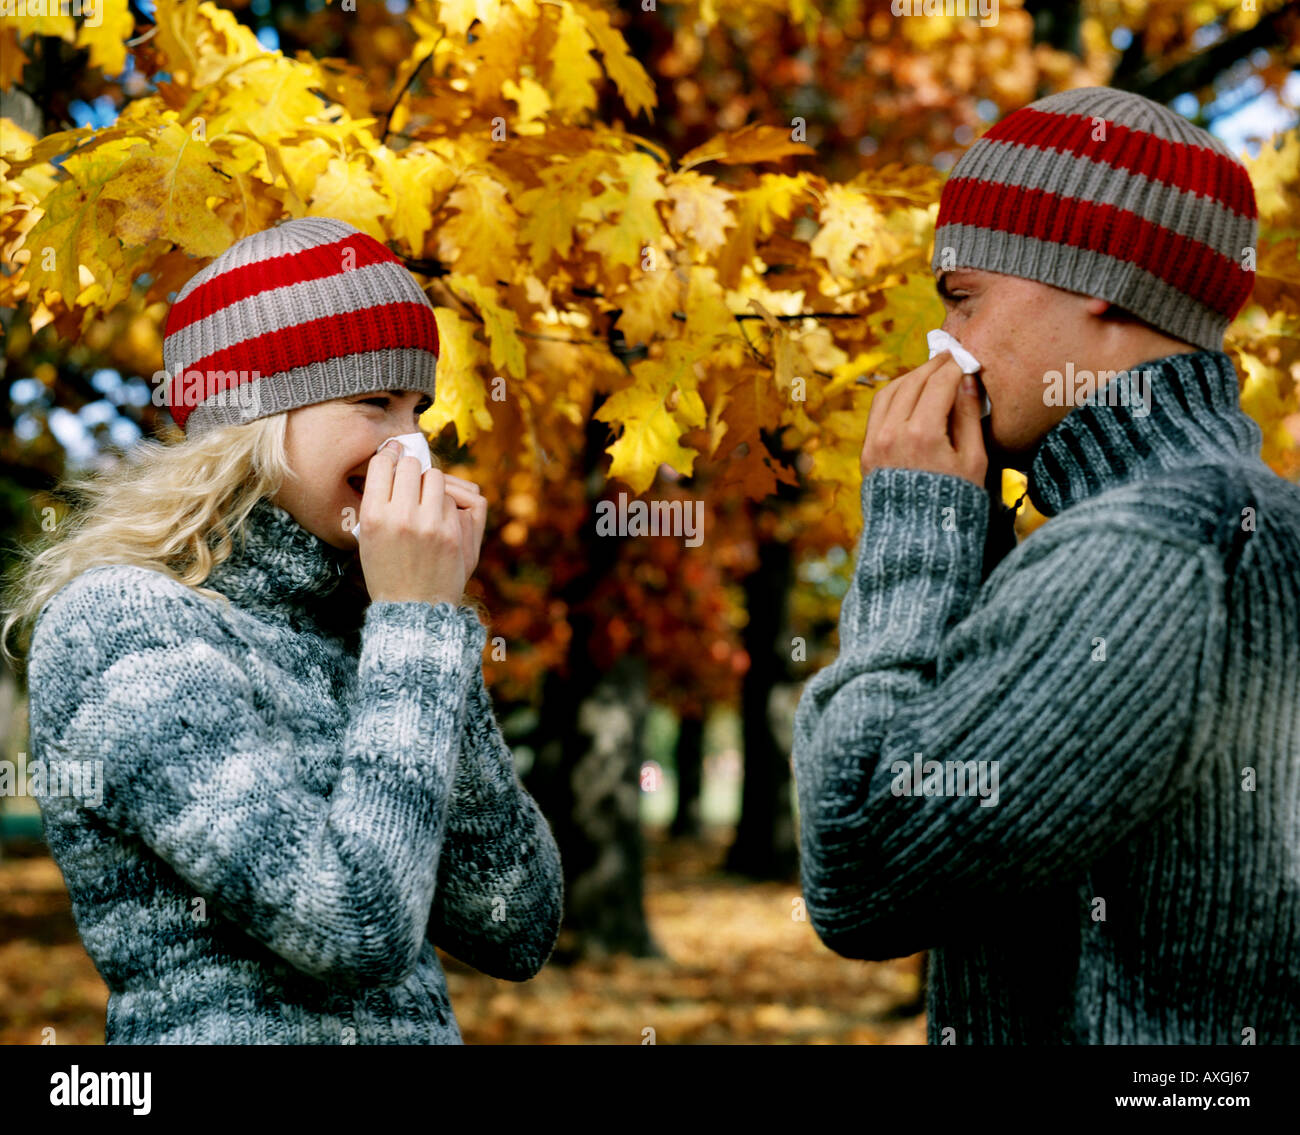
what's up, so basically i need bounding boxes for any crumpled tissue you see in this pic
[926,328,991,418]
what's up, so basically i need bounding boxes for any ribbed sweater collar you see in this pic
[204,496,360,622]
[1025,350,1263,518]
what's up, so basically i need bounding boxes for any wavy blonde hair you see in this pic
[2,413,481,672]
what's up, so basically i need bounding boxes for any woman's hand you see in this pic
[860,352,988,488]
[357,441,487,608]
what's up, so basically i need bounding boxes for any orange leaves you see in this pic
[678,123,815,171]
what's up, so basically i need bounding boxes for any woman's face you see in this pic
[271,389,433,551]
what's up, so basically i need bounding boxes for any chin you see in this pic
[982,420,1036,472]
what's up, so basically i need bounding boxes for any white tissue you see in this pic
[926,328,991,418]
[349,432,433,538]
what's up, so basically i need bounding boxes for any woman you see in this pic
[1,217,563,1044]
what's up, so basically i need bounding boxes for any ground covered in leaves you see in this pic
[0,827,925,1044]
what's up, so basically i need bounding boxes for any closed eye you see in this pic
[360,396,434,416]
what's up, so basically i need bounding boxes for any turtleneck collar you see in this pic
[1024,350,1263,518]
[204,497,361,626]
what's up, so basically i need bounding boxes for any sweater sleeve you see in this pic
[27,566,484,991]
[427,660,564,980]
[791,467,1224,961]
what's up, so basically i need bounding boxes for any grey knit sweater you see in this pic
[26,496,563,1044]
[793,349,1300,1044]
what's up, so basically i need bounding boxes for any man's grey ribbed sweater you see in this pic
[26,496,563,1044]
[792,349,1300,1044]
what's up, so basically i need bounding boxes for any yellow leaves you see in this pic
[1242,126,1300,229]
[449,274,526,379]
[435,0,504,38]
[812,182,934,283]
[548,1,602,117]
[596,341,702,493]
[370,145,455,254]
[665,170,736,256]
[865,274,945,372]
[579,151,668,269]
[99,120,235,256]
[436,169,520,283]
[214,60,326,140]
[426,306,494,444]
[0,28,28,92]
[516,148,612,268]
[21,133,145,307]
[716,172,812,286]
[615,265,684,345]
[306,156,389,241]
[568,1,656,121]
[75,0,134,77]
[678,123,814,171]
[502,77,552,130]
[154,0,263,90]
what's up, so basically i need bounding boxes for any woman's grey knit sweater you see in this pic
[26,496,563,1044]
[792,349,1300,1044]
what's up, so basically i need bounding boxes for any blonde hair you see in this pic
[2,413,482,672]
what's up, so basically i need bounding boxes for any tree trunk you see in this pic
[724,528,799,880]
[519,403,661,961]
[668,710,705,838]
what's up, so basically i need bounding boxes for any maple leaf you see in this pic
[678,124,815,171]
[516,149,612,268]
[436,169,520,284]
[99,121,236,257]
[570,1,657,121]
[665,170,737,256]
[21,134,143,306]
[370,145,456,255]
[425,306,494,444]
[1242,125,1300,231]
[548,1,602,116]
[435,0,504,38]
[450,274,526,379]
[579,152,668,269]
[305,155,390,241]
[75,0,134,77]
[865,274,945,372]
[596,341,702,492]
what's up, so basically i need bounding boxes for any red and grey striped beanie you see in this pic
[931,87,1258,352]
[162,217,439,437]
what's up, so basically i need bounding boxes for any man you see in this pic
[791,86,1299,1044]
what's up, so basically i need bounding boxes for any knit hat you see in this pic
[931,87,1258,352]
[161,217,440,438]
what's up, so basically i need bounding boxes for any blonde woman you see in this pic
[2,217,563,1044]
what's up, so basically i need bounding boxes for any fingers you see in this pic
[913,354,967,427]
[864,352,950,451]
[950,375,985,466]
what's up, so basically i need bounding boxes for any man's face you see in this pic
[936,267,1095,469]
[271,389,433,551]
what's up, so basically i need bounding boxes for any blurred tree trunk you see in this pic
[521,408,661,961]
[725,517,798,880]
[669,711,705,838]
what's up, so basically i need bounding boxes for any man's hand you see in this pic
[860,352,988,488]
